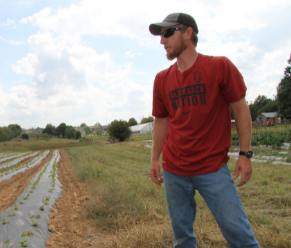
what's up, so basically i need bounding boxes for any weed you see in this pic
[18,240,28,247]
[39,205,44,211]
[4,238,11,244]
[2,216,10,225]
[21,230,33,237]
[31,221,38,226]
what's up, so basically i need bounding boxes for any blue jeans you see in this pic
[163,164,260,248]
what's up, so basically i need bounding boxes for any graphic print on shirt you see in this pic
[168,71,206,113]
[194,71,202,83]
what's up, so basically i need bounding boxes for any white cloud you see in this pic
[125,51,142,58]
[20,7,51,24]
[0,36,23,45]
[0,19,15,27]
[3,0,290,127]
[9,23,151,126]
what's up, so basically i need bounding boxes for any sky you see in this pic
[0,0,290,129]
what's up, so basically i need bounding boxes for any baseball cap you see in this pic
[149,13,199,36]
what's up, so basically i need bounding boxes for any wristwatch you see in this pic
[239,150,253,158]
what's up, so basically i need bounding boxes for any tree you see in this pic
[21,133,29,139]
[277,56,291,118]
[128,117,138,126]
[108,120,132,141]
[0,127,12,142]
[8,124,22,138]
[80,123,86,127]
[95,122,104,131]
[84,126,92,134]
[254,95,271,109]
[56,123,67,138]
[140,116,154,124]
[42,124,56,136]
[260,100,278,113]
[249,104,260,121]
[65,126,77,139]
[75,131,81,139]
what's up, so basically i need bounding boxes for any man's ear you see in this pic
[185,27,193,40]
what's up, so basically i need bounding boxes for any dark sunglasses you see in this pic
[160,27,182,38]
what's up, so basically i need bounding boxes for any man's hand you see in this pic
[233,156,252,187]
[150,160,163,186]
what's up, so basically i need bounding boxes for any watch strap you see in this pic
[239,150,253,158]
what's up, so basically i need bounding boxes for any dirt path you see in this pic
[46,149,112,248]
[0,150,53,212]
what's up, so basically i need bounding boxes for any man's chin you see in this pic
[166,52,176,61]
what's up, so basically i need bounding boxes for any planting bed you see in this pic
[0,150,62,247]
[0,151,48,182]
[0,152,30,163]
[0,149,109,248]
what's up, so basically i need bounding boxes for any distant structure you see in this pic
[256,112,278,125]
[90,125,102,133]
[103,125,108,132]
[74,127,86,137]
[22,127,44,134]
[130,122,154,135]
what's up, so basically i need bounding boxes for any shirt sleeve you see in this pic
[152,73,169,118]
[219,57,247,103]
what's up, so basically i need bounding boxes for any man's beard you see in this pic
[166,36,188,61]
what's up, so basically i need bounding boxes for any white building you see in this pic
[130,122,154,135]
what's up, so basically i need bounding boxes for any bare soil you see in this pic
[45,149,112,247]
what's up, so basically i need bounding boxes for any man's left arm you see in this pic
[230,98,252,187]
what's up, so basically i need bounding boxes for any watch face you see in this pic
[246,151,253,158]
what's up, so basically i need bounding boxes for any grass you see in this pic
[0,134,104,152]
[1,132,290,247]
[65,138,291,248]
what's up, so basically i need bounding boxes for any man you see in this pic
[149,13,260,248]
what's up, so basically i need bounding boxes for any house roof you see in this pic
[130,122,153,132]
[261,112,277,118]
[74,127,85,134]
[90,125,102,130]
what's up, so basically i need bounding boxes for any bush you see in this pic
[288,129,291,143]
[231,133,239,146]
[108,120,132,142]
[75,131,81,139]
[21,133,29,140]
[232,132,287,148]
[140,116,154,124]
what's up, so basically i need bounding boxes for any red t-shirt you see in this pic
[152,53,246,176]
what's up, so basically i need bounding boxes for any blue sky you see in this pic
[0,0,290,129]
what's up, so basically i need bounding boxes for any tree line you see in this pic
[246,55,291,121]
[42,123,81,139]
[0,124,22,142]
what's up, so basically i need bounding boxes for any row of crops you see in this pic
[0,152,49,181]
[0,150,62,248]
[232,129,291,148]
[0,152,31,163]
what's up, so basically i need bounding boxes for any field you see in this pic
[0,134,290,247]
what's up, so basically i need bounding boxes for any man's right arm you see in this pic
[150,117,169,185]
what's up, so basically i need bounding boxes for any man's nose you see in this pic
[160,35,166,44]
